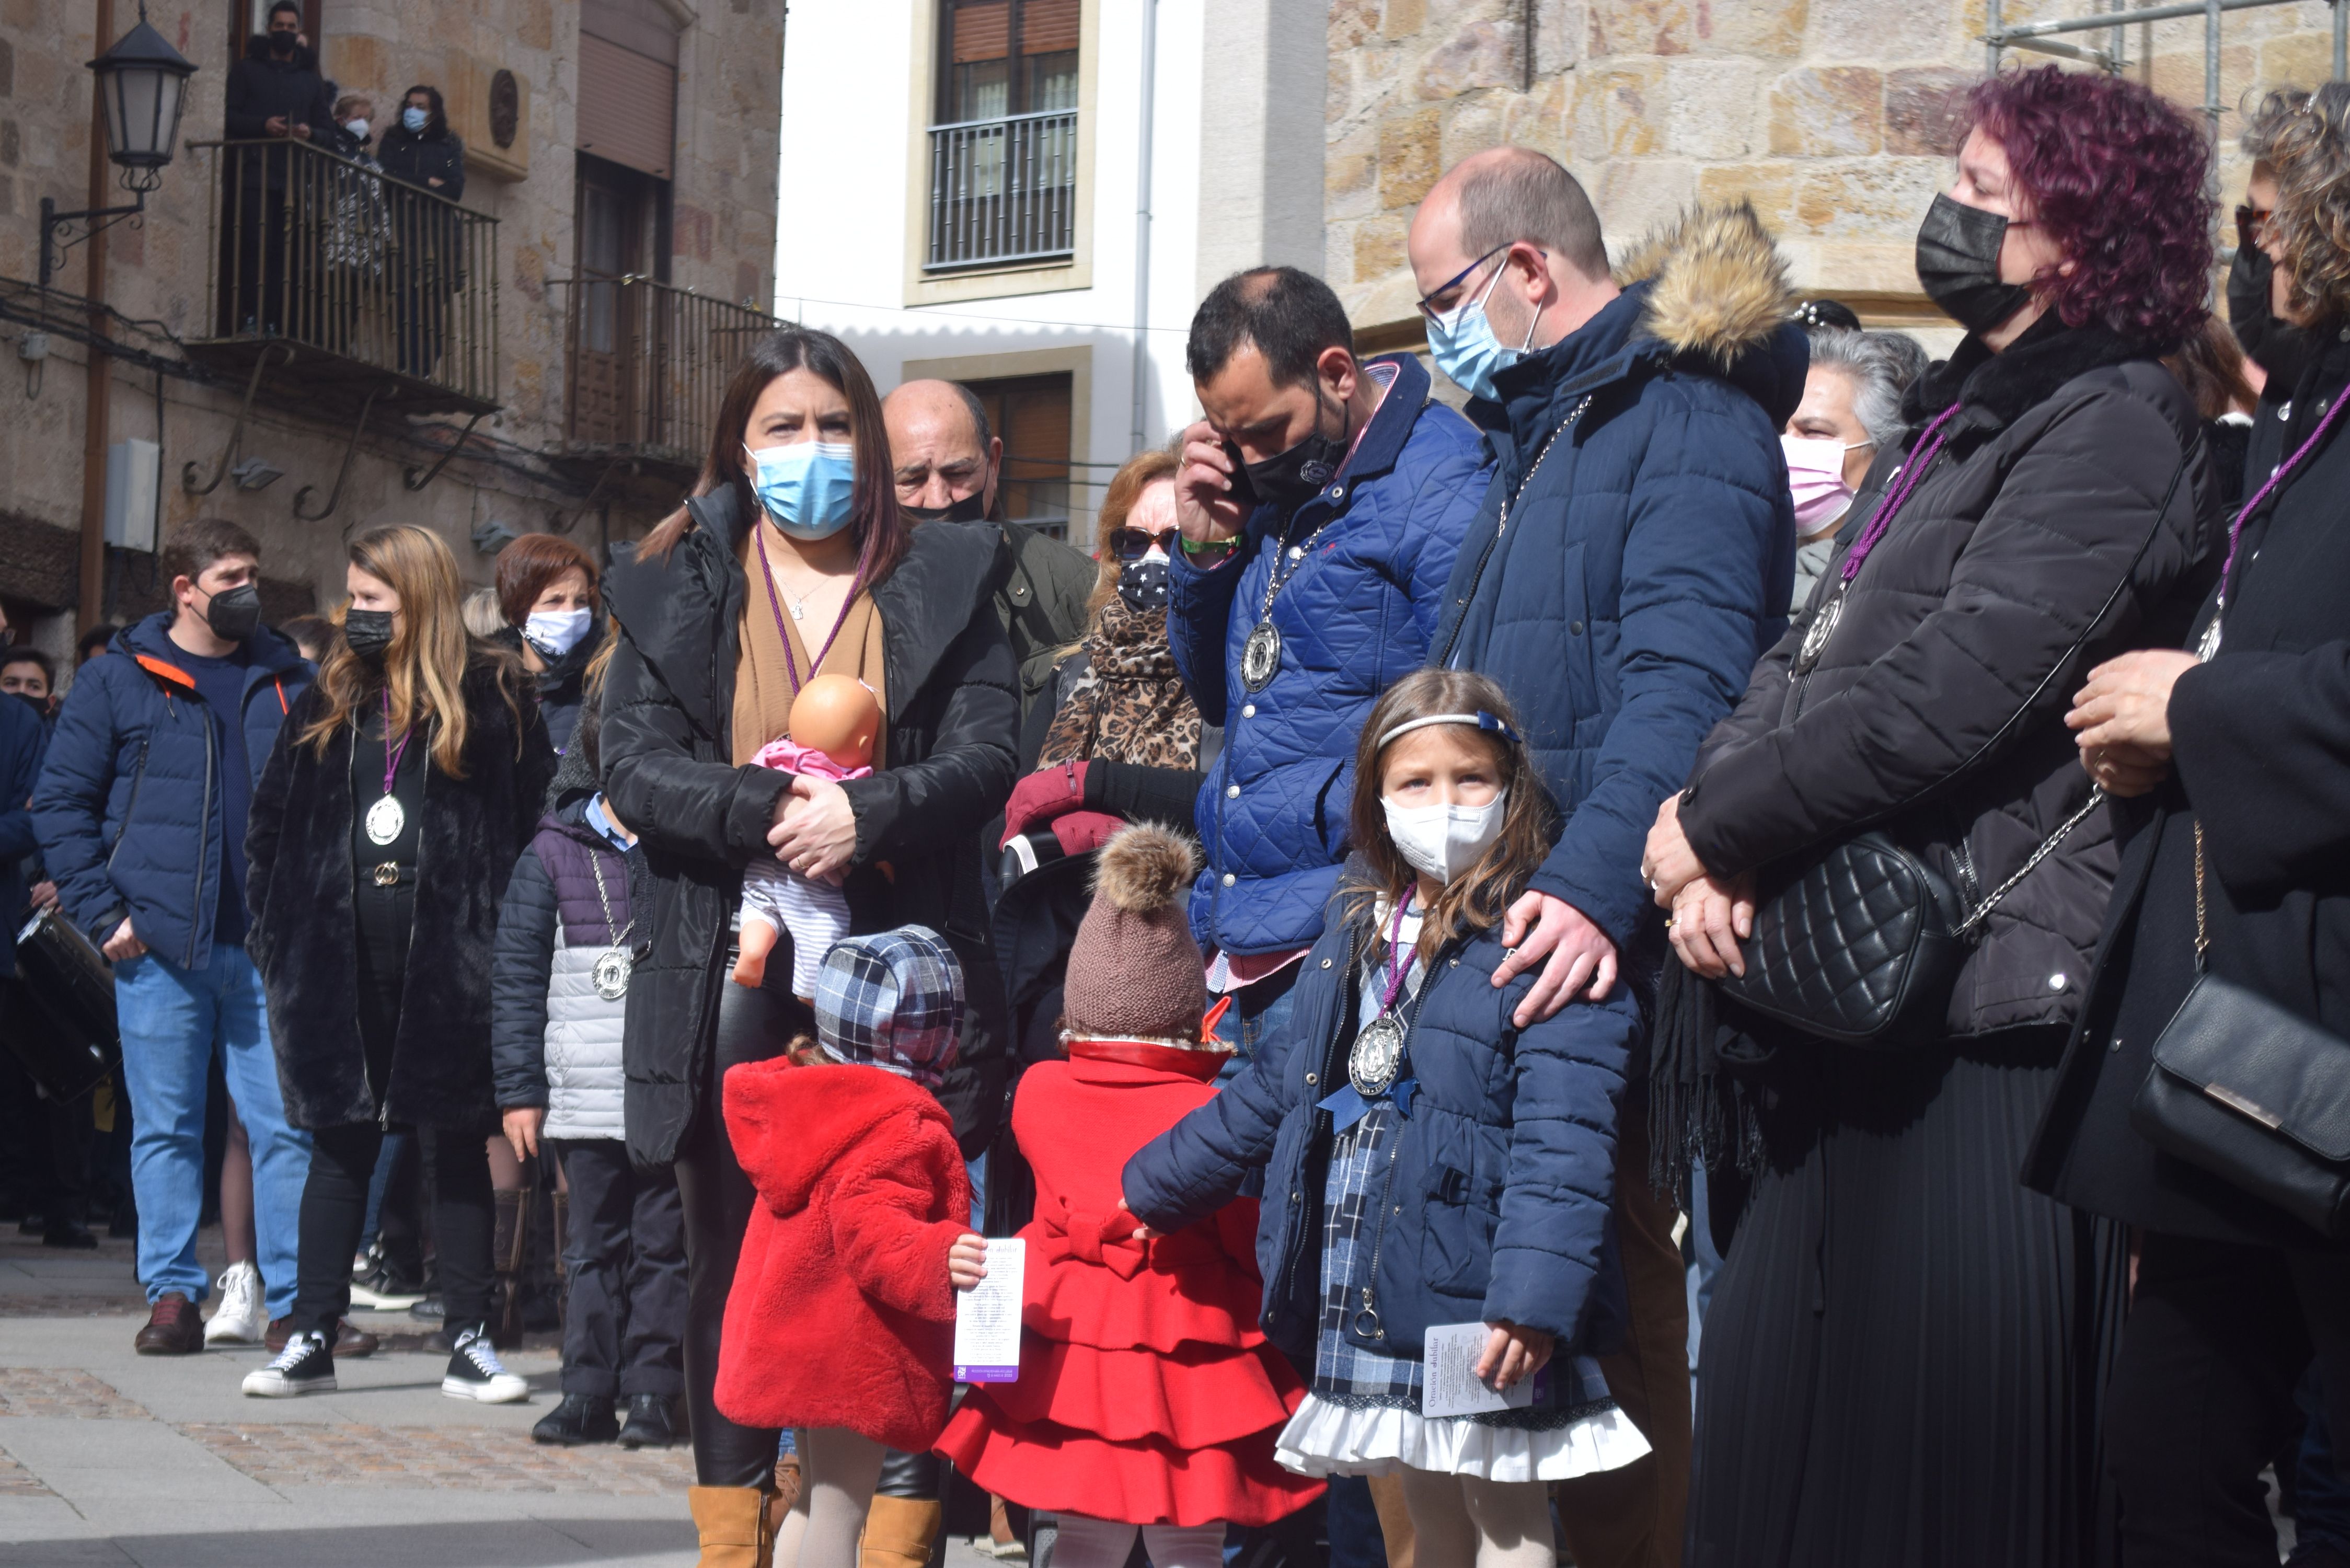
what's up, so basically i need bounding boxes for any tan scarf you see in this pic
[731,528,888,768]
[1036,596,1201,771]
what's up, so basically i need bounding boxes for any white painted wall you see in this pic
[774,0,1320,535]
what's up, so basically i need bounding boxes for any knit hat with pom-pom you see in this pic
[1063,823,1209,1043]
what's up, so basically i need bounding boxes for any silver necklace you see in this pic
[1239,515,1339,693]
[585,848,635,1000]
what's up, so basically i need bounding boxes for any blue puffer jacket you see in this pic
[1122,895,1634,1369]
[1434,204,1806,954]
[31,615,310,969]
[1168,352,1491,956]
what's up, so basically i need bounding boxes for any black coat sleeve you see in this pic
[1087,760,1206,828]
[600,625,792,871]
[2170,644,2350,896]
[489,842,558,1111]
[224,60,269,139]
[842,608,1019,864]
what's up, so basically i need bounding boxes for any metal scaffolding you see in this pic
[1986,0,2349,132]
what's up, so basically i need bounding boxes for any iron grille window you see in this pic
[928,0,1078,270]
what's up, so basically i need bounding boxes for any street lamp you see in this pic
[39,4,198,288]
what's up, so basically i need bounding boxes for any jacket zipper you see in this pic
[1434,520,1504,669]
[106,741,152,872]
[189,698,215,969]
[1272,923,1367,1328]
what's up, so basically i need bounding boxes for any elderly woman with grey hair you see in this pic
[1781,326,1929,605]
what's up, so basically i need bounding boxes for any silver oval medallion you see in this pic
[1794,592,1844,673]
[2196,615,2224,663]
[364,794,406,847]
[592,948,631,1001]
[1349,1013,1407,1098]
[1241,619,1282,692]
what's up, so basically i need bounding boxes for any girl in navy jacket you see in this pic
[1124,669,1650,1564]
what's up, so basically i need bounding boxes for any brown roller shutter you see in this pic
[954,2,1010,63]
[1021,0,1079,55]
[578,32,675,179]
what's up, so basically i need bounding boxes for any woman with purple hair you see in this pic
[1641,65,2225,1566]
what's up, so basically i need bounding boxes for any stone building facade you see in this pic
[0,0,780,663]
[1328,0,2346,344]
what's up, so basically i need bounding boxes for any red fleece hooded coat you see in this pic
[717,1056,972,1452]
[935,1051,1322,1527]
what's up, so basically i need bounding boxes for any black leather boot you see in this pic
[615,1392,678,1449]
[531,1391,618,1445]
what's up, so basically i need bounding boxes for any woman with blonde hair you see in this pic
[240,524,555,1402]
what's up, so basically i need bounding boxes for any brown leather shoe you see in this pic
[134,1293,204,1355]
[263,1317,377,1358]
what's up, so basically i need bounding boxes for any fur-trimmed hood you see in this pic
[1616,201,1807,428]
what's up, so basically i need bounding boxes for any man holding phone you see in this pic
[1165,267,1491,1061]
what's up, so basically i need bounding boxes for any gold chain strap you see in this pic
[2193,818,2209,973]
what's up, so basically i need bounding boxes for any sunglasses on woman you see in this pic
[1109,525,1178,560]
[2237,203,2273,251]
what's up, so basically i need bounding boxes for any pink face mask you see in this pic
[1782,434,1863,537]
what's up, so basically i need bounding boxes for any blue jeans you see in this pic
[115,946,309,1317]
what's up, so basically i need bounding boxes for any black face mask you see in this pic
[1915,194,2035,338]
[204,582,262,644]
[343,608,396,661]
[1226,389,1353,518]
[900,491,988,525]
[1117,556,1169,612]
[2227,244,2282,366]
[268,28,297,55]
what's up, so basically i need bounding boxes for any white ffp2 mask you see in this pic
[1382,791,1508,884]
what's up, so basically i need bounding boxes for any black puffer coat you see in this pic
[600,485,1020,1166]
[1680,320,2224,1037]
[248,662,555,1132]
[2025,325,2350,1249]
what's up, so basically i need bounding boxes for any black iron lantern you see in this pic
[91,7,198,190]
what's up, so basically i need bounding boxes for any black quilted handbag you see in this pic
[1718,791,2104,1047]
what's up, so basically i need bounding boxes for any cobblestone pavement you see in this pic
[180,1421,699,1494]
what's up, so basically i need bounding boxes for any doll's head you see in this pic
[790,674,881,768]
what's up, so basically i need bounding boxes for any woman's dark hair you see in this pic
[1342,668,1553,966]
[642,327,908,588]
[2165,315,2259,423]
[1964,65,2213,348]
[400,84,448,140]
[494,533,600,626]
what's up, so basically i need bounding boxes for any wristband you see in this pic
[1180,535,1238,564]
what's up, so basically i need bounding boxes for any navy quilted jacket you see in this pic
[1122,898,1635,1363]
[1433,205,1806,953]
[31,615,310,969]
[1168,353,1490,956]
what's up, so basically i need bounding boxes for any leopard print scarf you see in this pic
[1036,596,1203,771]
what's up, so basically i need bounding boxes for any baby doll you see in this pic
[936,824,1323,1568]
[715,924,981,1568]
[736,672,882,999]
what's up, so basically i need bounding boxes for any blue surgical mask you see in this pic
[1424,258,1537,404]
[401,105,429,133]
[745,441,858,541]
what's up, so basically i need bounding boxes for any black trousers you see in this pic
[295,1121,493,1334]
[677,969,807,1488]
[2107,1230,2350,1566]
[553,1137,686,1399]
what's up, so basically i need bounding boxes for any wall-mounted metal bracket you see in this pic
[292,384,386,525]
[181,344,291,495]
[402,411,488,492]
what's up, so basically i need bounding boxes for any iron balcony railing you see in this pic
[187,137,500,412]
[926,108,1078,271]
[550,274,779,470]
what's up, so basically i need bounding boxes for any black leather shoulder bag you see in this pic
[1717,791,2103,1047]
[2130,821,2350,1239]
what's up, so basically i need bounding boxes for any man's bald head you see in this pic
[1420,147,1609,283]
[883,379,1000,520]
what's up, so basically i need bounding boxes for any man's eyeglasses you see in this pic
[1414,244,1510,325]
[1110,526,1177,560]
[2237,203,2274,251]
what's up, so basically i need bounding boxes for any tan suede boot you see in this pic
[689,1484,774,1568]
[857,1494,942,1568]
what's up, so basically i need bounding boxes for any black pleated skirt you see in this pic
[1689,1029,2127,1568]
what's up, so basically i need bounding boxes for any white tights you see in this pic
[771,1427,886,1568]
[1049,1514,1228,1568]
[1396,1467,1555,1568]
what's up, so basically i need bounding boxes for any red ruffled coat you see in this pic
[718,1057,972,1454]
[935,1046,1322,1526]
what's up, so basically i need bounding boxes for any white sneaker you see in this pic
[204,1261,267,1345]
[441,1324,530,1403]
[241,1329,335,1397]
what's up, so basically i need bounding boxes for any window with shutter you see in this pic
[579,0,678,179]
[928,0,1081,270]
[967,372,1074,526]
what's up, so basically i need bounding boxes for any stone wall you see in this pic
[0,0,780,644]
[1329,0,2345,334]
